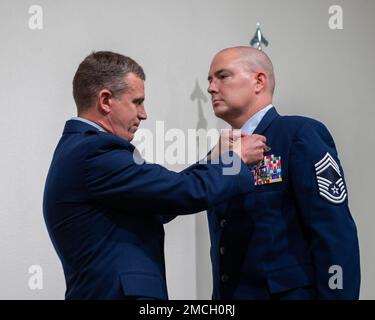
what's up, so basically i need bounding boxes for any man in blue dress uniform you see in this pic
[43,51,267,300]
[206,46,360,299]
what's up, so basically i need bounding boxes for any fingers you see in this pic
[255,141,271,154]
[221,132,269,154]
[241,134,266,143]
[251,134,267,143]
[221,129,251,141]
[240,131,250,138]
[230,129,243,141]
[255,141,267,153]
[241,134,267,146]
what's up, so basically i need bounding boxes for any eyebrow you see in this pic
[133,97,144,104]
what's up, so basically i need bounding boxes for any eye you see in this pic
[133,98,144,106]
[219,74,229,80]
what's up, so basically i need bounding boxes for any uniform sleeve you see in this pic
[289,120,360,299]
[83,138,254,216]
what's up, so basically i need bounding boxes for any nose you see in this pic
[207,80,218,95]
[138,105,147,120]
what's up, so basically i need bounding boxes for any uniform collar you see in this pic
[62,119,98,134]
[253,106,279,135]
[240,104,274,134]
[62,119,135,148]
[70,117,106,132]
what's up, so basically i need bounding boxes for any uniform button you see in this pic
[220,219,227,228]
[220,246,225,255]
[221,274,229,283]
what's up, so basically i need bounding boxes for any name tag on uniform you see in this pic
[251,154,282,186]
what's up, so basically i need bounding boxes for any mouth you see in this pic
[212,99,224,107]
[131,123,140,133]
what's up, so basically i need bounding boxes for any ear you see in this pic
[254,72,267,94]
[97,89,113,114]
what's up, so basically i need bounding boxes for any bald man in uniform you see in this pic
[206,46,360,300]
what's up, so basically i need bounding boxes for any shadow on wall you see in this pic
[191,79,208,133]
[190,79,213,299]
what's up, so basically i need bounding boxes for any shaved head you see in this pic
[207,46,275,127]
[216,46,275,94]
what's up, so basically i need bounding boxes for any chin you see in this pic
[118,132,133,142]
[214,108,228,120]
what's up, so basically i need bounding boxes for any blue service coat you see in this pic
[43,120,253,300]
[208,107,360,300]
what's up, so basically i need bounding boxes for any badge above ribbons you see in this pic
[251,154,282,186]
[315,152,347,204]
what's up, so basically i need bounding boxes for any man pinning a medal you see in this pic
[206,46,360,300]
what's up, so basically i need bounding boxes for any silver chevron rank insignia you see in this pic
[314,152,347,204]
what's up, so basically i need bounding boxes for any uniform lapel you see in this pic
[253,106,279,135]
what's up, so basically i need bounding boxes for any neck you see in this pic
[228,99,272,129]
[78,113,113,134]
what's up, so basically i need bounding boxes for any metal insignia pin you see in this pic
[264,146,271,153]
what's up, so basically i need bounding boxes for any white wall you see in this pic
[0,0,374,299]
